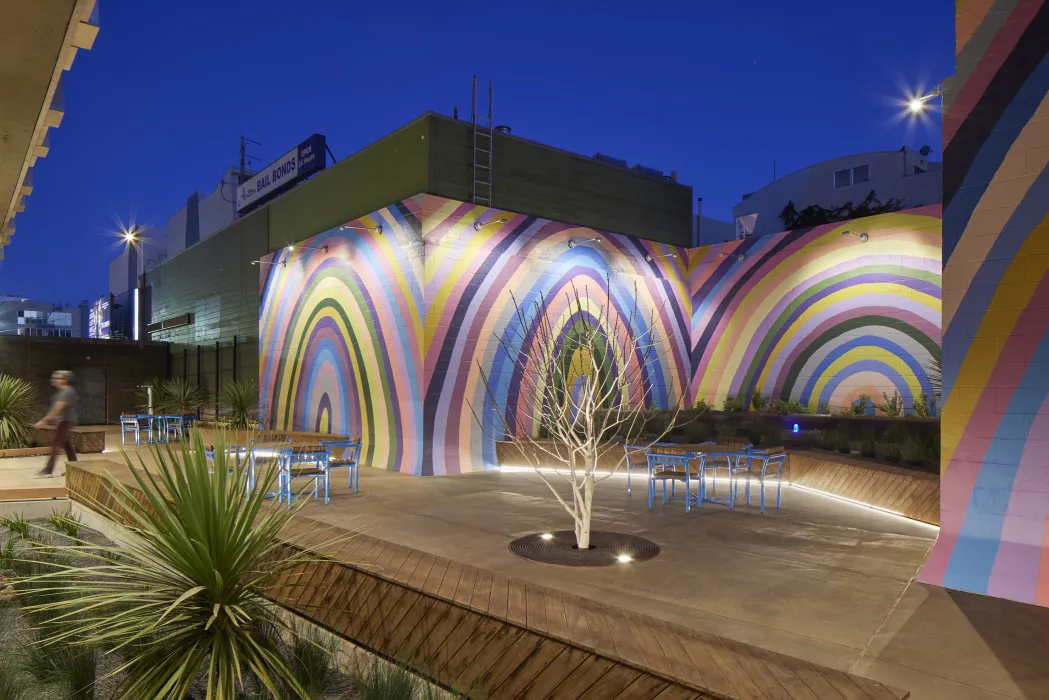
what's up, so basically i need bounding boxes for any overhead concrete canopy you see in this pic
[0,0,98,259]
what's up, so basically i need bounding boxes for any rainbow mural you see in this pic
[690,208,942,413]
[421,195,692,475]
[919,0,1049,607]
[258,200,425,474]
[259,196,942,478]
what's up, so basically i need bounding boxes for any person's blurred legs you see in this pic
[37,421,74,476]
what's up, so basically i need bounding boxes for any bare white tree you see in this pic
[470,278,685,549]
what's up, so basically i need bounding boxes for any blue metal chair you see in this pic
[319,440,361,492]
[625,442,675,495]
[278,445,330,507]
[732,449,788,512]
[120,415,151,446]
[647,451,703,512]
[205,445,251,493]
[165,415,185,442]
[697,445,753,509]
[137,414,164,443]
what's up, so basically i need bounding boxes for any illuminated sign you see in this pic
[88,296,110,339]
[235,134,327,213]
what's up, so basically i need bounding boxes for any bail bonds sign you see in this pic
[236,134,327,213]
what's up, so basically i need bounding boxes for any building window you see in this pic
[834,169,851,188]
[852,164,869,184]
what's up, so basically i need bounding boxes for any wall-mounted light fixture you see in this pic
[339,223,384,235]
[644,253,678,262]
[718,251,746,262]
[251,259,286,268]
[473,217,509,231]
[841,230,869,242]
[567,237,601,249]
[285,244,329,253]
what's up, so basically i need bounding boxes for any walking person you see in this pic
[33,370,78,478]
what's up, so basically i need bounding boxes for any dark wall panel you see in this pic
[428,115,693,246]
[0,337,168,423]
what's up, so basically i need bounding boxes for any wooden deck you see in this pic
[65,460,908,700]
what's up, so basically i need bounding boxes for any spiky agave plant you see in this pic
[160,377,208,416]
[16,431,331,699]
[0,374,37,449]
[221,380,259,429]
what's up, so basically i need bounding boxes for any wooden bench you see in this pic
[34,425,106,453]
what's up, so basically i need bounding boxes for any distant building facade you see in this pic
[0,296,83,337]
[104,169,241,339]
[732,147,942,239]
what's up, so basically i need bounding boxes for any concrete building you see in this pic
[164,168,240,260]
[0,295,84,338]
[732,147,942,239]
[0,0,99,257]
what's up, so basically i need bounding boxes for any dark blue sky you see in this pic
[3,0,953,303]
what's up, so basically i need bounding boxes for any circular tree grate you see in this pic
[508,530,660,567]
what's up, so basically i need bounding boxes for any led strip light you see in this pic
[497,465,939,530]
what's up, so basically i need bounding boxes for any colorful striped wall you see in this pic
[258,201,425,475]
[919,0,1049,606]
[421,195,692,475]
[690,209,942,413]
[259,197,942,477]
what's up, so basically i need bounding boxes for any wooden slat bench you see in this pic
[788,451,939,525]
[65,461,908,700]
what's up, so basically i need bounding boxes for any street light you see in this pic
[904,85,942,115]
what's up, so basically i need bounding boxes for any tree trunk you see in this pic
[576,472,595,549]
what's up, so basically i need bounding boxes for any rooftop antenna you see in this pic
[239,135,261,184]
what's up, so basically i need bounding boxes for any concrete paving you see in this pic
[3,430,1047,700]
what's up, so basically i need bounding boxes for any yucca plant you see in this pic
[160,377,208,415]
[138,377,208,415]
[14,431,331,699]
[135,377,167,414]
[221,379,259,429]
[0,374,38,449]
